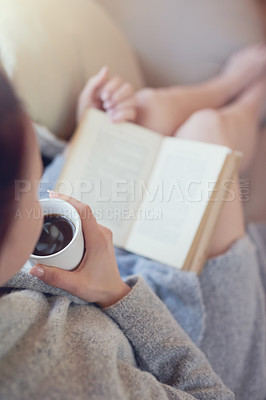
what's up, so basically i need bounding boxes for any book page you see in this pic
[126,138,231,268]
[56,109,162,247]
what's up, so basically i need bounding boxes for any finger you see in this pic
[100,76,123,102]
[30,264,80,295]
[77,67,109,122]
[89,66,109,90]
[109,108,137,123]
[81,66,109,102]
[104,82,135,109]
[108,97,137,113]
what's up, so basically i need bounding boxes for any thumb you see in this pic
[30,264,78,294]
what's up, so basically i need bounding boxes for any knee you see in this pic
[177,109,231,147]
[185,109,227,137]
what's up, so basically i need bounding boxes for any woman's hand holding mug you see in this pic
[30,192,131,308]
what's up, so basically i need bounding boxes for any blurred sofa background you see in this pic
[0,0,265,218]
[0,0,264,140]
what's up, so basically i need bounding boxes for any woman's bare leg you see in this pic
[174,76,266,258]
[177,77,266,172]
[169,45,266,119]
[136,46,266,136]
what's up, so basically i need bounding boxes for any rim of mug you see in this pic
[30,198,81,260]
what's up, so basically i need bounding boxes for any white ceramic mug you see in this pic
[30,198,84,270]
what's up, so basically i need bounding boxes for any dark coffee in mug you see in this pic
[33,214,75,256]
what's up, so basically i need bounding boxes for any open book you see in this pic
[56,109,241,274]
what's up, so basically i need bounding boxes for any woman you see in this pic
[0,45,266,399]
[36,45,266,400]
[37,46,266,400]
[0,71,234,399]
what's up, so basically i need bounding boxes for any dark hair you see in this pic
[0,70,27,249]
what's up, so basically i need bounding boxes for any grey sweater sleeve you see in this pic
[105,277,234,400]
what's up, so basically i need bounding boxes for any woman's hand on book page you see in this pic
[77,66,137,124]
[30,192,131,308]
[100,75,137,123]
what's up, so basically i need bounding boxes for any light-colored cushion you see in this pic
[99,0,265,86]
[0,0,144,139]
